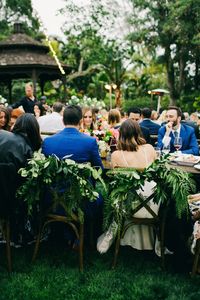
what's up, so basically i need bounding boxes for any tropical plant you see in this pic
[17,151,106,223]
[104,156,196,231]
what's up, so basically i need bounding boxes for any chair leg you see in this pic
[191,239,200,277]
[112,232,121,269]
[160,220,166,270]
[32,227,43,262]
[5,220,11,272]
[79,223,84,272]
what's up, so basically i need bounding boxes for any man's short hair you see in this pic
[63,105,82,125]
[127,107,141,117]
[167,106,182,118]
[53,102,64,113]
[142,108,152,119]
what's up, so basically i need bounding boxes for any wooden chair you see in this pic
[0,163,18,272]
[32,200,84,271]
[191,238,200,277]
[112,191,166,269]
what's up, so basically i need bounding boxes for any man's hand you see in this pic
[165,122,173,136]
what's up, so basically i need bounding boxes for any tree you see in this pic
[128,0,200,105]
[60,0,135,106]
[0,0,39,39]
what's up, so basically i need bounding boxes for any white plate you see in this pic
[194,164,200,170]
[172,155,200,166]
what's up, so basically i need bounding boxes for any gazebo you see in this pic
[0,23,71,103]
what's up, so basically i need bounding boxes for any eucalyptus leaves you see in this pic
[103,156,196,231]
[17,151,106,222]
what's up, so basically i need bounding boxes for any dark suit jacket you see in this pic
[181,120,200,139]
[140,119,161,135]
[140,125,151,144]
[157,124,199,155]
[42,127,103,168]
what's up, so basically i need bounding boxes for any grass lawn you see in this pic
[0,241,200,300]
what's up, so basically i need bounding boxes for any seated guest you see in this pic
[81,107,96,132]
[0,106,10,131]
[42,105,104,244]
[34,102,45,119]
[0,113,42,246]
[157,106,199,155]
[111,119,158,250]
[108,109,121,129]
[43,105,103,167]
[0,113,41,168]
[181,113,200,139]
[37,102,64,133]
[127,107,151,144]
[140,107,161,135]
[10,108,24,130]
[151,110,159,121]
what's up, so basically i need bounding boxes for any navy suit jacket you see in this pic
[140,119,161,135]
[42,127,103,168]
[140,125,151,144]
[157,124,199,155]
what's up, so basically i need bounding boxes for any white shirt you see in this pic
[162,125,181,147]
[37,112,64,133]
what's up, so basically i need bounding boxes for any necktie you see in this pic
[174,131,178,138]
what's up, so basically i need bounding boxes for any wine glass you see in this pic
[162,144,170,155]
[154,146,161,159]
[174,137,182,153]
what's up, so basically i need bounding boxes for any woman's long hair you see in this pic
[0,106,10,130]
[12,113,42,151]
[118,119,146,151]
[82,107,96,130]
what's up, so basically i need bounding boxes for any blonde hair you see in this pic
[82,107,96,130]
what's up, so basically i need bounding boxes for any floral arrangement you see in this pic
[0,95,7,106]
[98,140,110,158]
[68,95,106,110]
[17,150,106,223]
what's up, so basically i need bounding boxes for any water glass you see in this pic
[154,147,161,159]
[162,144,170,155]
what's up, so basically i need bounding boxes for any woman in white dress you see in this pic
[111,119,158,250]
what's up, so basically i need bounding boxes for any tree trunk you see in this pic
[178,54,186,95]
[164,46,177,105]
[115,87,122,108]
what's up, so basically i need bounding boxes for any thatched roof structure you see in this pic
[0,23,70,102]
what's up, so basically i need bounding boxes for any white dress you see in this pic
[119,149,160,250]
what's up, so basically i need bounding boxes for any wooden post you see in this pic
[62,75,67,103]
[32,69,37,96]
[7,79,12,104]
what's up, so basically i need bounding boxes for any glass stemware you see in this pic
[162,144,170,155]
[174,137,182,152]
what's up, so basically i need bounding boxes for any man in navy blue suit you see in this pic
[42,105,103,168]
[42,105,103,245]
[127,107,151,144]
[157,106,199,155]
[140,107,161,135]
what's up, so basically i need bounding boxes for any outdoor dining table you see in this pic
[168,161,200,174]
[102,155,200,175]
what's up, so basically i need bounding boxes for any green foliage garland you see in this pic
[104,156,196,230]
[17,151,106,223]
